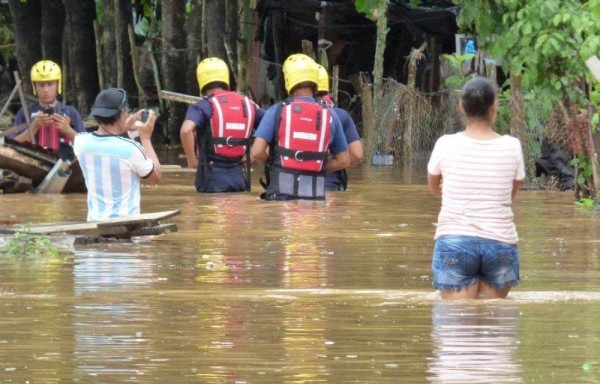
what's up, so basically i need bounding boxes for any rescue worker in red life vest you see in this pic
[251,54,350,201]
[11,60,84,160]
[315,64,363,191]
[180,57,265,192]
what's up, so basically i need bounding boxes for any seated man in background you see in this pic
[12,60,84,159]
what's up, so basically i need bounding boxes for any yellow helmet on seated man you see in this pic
[31,60,62,95]
[196,57,230,94]
[282,54,319,94]
[316,64,329,93]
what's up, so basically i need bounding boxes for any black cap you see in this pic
[91,88,128,117]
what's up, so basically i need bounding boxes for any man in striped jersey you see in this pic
[74,88,161,222]
[427,77,525,300]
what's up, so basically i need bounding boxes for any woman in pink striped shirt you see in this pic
[427,77,525,300]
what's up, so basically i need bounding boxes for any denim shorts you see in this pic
[432,235,520,292]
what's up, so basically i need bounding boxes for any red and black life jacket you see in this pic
[29,103,72,151]
[273,99,331,173]
[205,90,255,161]
[320,94,334,108]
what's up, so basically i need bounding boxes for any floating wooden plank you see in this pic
[0,210,181,239]
[96,210,180,228]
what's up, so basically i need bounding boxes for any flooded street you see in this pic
[1,166,599,383]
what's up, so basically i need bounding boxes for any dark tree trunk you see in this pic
[225,0,239,87]
[62,0,99,112]
[102,0,118,86]
[100,0,135,95]
[116,0,136,98]
[161,0,187,143]
[186,0,203,96]
[41,0,65,64]
[205,0,227,60]
[8,0,42,95]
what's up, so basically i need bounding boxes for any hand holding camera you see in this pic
[126,109,155,141]
[42,104,55,115]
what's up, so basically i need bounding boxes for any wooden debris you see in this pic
[159,90,203,105]
[0,210,181,242]
[0,141,86,194]
[0,145,51,185]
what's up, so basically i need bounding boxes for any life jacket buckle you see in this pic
[294,151,304,161]
[225,136,234,147]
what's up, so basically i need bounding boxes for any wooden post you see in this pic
[128,24,148,107]
[369,0,390,162]
[332,65,339,104]
[12,72,34,144]
[114,0,123,89]
[404,42,427,160]
[509,74,531,178]
[236,0,254,94]
[0,80,21,118]
[301,40,316,60]
[93,20,105,89]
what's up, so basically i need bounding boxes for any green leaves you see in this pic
[355,0,381,20]
[1,225,59,259]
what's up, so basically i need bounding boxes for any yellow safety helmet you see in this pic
[282,54,319,94]
[196,57,230,93]
[316,64,329,93]
[31,60,62,95]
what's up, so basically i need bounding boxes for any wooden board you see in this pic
[0,145,51,185]
[96,210,181,228]
[0,210,181,238]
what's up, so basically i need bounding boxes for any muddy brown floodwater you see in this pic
[0,165,599,383]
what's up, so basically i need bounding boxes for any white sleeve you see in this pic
[128,143,154,178]
[427,136,445,175]
[514,139,526,181]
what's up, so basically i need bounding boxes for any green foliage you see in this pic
[571,153,594,186]
[575,196,598,209]
[0,5,14,60]
[355,0,379,18]
[452,0,599,107]
[443,52,475,87]
[591,84,600,131]
[1,226,59,260]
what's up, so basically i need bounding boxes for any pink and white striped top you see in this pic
[427,132,525,244]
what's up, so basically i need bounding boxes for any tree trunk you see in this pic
[101,0,118,87]
[62,0,99,112]
[186,0,203,96]
[8,0,42,95]
[236,0,254,94]
[205,0,227,60]
[41,0,65,64]
[161,0,188,143]
[225,0,239,87]
[368,0,389,163]
[509,74,532,179]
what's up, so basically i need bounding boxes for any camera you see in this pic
[42,104,55,115]
[141,109,150,123]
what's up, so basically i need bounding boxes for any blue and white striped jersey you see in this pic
[74,132,154,222]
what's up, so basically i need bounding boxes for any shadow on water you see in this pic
[0,165,599,382]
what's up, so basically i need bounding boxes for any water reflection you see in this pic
[280,201,329,289]
[73,247,156,379]
[427,301,522,383]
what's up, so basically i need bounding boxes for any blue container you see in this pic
[372,154,394,166]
